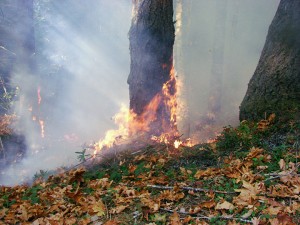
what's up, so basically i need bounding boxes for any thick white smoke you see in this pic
[1,0,280,185]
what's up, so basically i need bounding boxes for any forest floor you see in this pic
[0,118,299,225]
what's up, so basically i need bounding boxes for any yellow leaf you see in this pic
[92,200,106,217]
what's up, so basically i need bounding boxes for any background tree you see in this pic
[240,0,300,122]
[0,0,35,114]
[128,0,176,136]
[0,0,34,164]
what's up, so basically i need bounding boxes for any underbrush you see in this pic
[0,117,299,224]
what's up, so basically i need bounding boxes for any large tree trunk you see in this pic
[128,0,176,136]
[240,0,300,122]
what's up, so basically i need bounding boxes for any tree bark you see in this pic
[128,0,176,136]
[240,0,300,122]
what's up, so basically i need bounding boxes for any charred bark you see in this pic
[240,0,300,122]
[128,0,176,135]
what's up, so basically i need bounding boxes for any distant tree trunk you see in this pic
[0,0,34,163]
[0,0,35,114]
[207,0,228,122]
[128,0,176,136]
[240,0,300,122]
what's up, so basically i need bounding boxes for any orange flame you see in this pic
[92,59,182,156]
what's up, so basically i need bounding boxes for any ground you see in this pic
[0,117,299,225]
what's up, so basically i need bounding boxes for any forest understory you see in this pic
[0,115,299,225]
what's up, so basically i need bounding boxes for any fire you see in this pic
[174,140,182,148]
[162,66,177,125]
[39,120,45,138]
[93,67,180,156]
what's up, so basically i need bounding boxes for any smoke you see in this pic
[174,0,280,141]
[1,0,132,185]
[1,0,280,185]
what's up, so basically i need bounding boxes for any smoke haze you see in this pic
[1,0,280,185]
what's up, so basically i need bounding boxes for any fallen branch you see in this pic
[264,171,300,182]
[147,184,237,194]
[160,208,252,223]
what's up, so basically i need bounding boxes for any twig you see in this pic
[264,171,299,182]
[147,184,237,194]
[160,208,252,223]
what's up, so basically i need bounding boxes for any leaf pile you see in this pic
[0,121,299,224]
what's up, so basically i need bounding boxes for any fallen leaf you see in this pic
[277,212,296,225]
[169,212,182,225]
[92,200,106,217]
[251,217,260,225]
[201,200,216,209]
[104,220,119,225]
[215,201,235,210]
[109,205,127,214]
[153,213,166,223]
[279,159,286,171]
[241,209,253,219]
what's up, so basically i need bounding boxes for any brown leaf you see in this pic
[251,217,260,225]
[104,220,119,225]
[277,212,296,225]
[169,212,182,225]
[201,200,216,209]
[215,201,234,210]
[189,206,201,214]
[279,159,286,171]
[109,205,127,214]
[241,209,253,219]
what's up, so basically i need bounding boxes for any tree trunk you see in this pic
[0,0,35,114]
[128,0,176,136]
[240,0,300,122]
[0,0,34,163]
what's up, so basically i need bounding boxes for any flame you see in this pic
[162,66,177,125]
[93,70,179,156]
[174,140,182,148]
[39,120,45,138]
